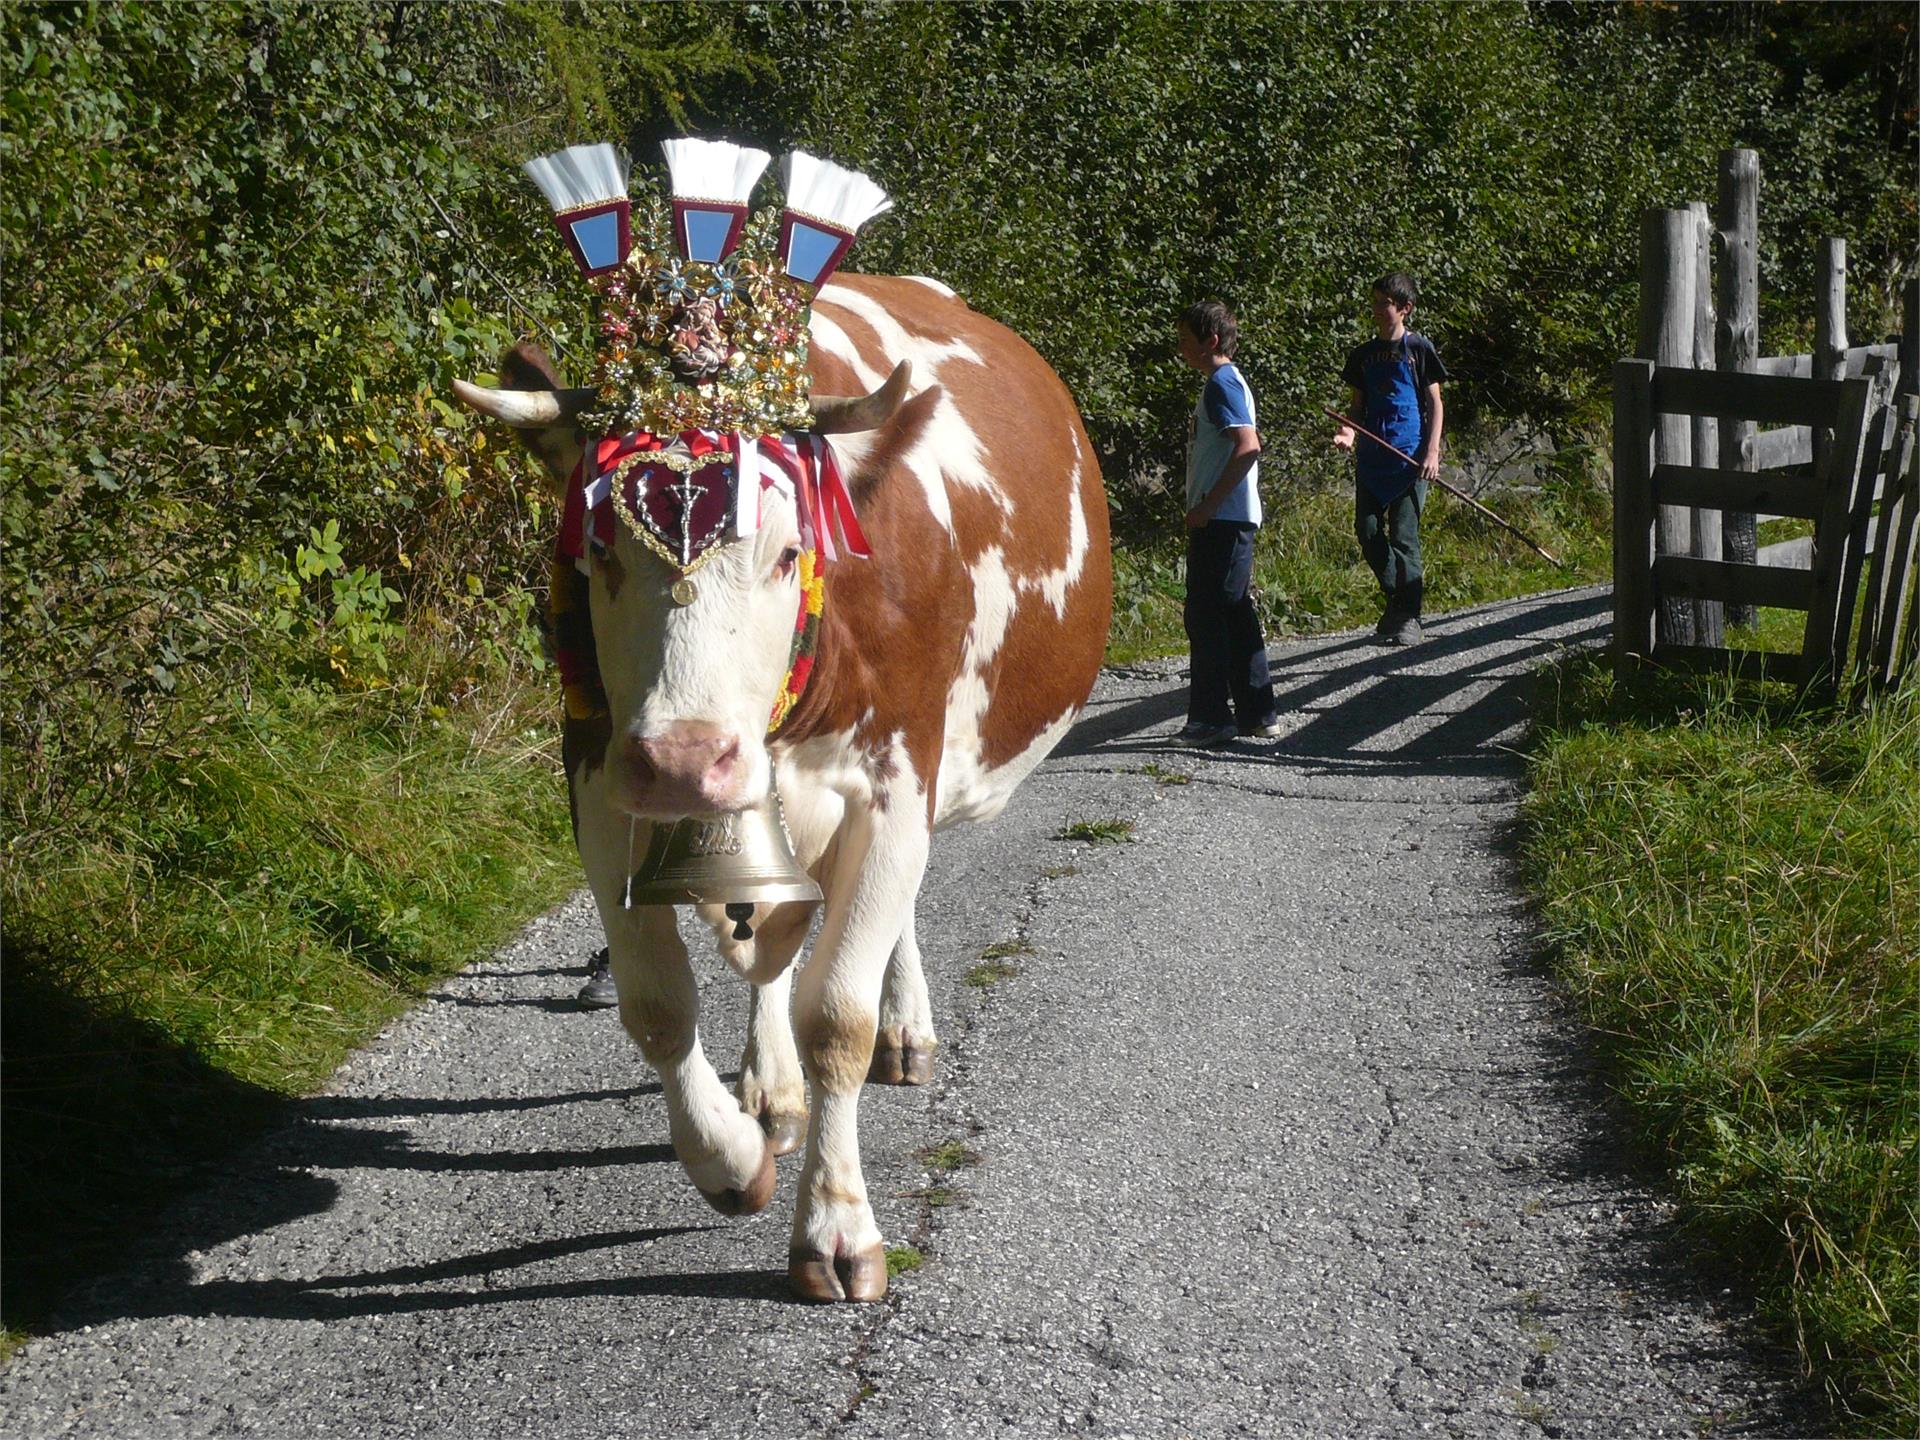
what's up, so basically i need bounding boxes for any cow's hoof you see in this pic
[760,1109,808,1157]
[696,1144,777,1216]
[868,1039,934,1087]
[788,1243,888,1303]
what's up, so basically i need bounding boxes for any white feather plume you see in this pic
[522,143,631,213]
[778,151,892,232]
[661,137,772,204]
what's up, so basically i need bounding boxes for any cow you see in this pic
[454,273,1112,1301]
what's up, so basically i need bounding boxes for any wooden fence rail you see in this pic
[1616,148,1917,694]
[1613,356,1906,691]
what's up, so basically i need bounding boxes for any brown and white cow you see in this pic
[456,274,1112,1301]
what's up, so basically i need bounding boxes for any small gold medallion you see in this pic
[670,577,698,606]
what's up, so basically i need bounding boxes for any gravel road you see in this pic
[0,587,1822,1439]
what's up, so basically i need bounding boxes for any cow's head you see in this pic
[455,348,909,819]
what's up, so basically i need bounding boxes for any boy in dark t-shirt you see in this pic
[1333,271,1448,646]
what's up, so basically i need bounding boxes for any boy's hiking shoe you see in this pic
[1170,720,1237,749]
[577,947,618,1009]
[1239,714,1284,738]
[1373,605,1423,646]
[1382,612,1423,646]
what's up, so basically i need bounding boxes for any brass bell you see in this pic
[622,789,822,939]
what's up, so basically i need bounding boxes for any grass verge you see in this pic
[1108,470,1611,663]
[1,660,577,1330]
[1520,654,1917,1434]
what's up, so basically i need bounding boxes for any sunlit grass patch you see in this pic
[1521,654,1917,1434]
[1056,818,1134,845]
[1108,466,1610,663]
[884,1244,925,1277]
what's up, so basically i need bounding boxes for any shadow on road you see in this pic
[1063,588,1609,779]
[49,1215,794,1328]
[10,936,689,1340]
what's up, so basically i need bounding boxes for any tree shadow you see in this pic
[0,953,290,1329]
[1063,589,1610,779]
[50,1222,796,1331]
[1,936,684,1338]
[1472,898,1832,1437]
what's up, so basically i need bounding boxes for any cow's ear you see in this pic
[452,343,592,495]
[841,383,942,507]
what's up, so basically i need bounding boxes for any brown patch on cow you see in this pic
[798,1007,879,1094]
[823,274,975,347]
[618,992,695,1068]
[778,276,1112,795]
[844,383,945,510]
[562,711,612,844]
[503,341,561,389]
[491,342,584,494]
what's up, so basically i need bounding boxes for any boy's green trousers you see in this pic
[1355,480,1426,617]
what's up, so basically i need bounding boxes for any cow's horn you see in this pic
[809,361,913,435]
[451,379,599,428]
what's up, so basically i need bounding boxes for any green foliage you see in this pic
[884,1244,925,1277]
[0,0,761,825]
[1522,658,1919,1433]
[1,654,576,1326]
[719,1,1914,494]
[964,959,1021,988]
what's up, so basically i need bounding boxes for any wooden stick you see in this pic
[1322,406,1564,566]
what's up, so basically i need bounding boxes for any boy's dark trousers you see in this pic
[1183,519,1277,727]
[1355,480,1426,616]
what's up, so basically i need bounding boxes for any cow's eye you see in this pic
[774,545,801,580]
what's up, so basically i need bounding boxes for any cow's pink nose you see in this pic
[626,722,743,813]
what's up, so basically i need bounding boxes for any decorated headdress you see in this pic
[506,136,904,732]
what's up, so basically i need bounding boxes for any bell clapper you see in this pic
[726,902,755,940]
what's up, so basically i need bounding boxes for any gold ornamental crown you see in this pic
[523,138,892,438]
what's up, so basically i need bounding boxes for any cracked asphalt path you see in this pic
[0,587,1819,1438]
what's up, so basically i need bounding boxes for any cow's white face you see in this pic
[590,486,805,818]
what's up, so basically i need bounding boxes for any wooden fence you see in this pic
[1613,148,1919,692]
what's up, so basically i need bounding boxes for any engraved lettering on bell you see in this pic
[685,814,742,858]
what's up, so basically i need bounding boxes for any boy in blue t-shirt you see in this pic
[1333,271,1448,646]
[1172,300,1279,748]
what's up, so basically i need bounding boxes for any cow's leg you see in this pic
[868,909,937,1086]
[788,805,930,1303]
[724,902,812,1156]
[601,904,776,1214]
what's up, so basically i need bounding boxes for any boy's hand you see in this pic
[1332,426,1355,451]
[1184,503,1212,530]
[1418,449,1440,482]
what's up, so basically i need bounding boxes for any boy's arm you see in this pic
[1332,385,1364,450]
[1418,382,1444,481]
[1185,426,1261,529]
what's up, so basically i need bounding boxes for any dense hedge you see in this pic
[719,2,1915,503]
[2,0,1912,823]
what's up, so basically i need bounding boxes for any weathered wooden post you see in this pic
[1613,358,1658,667]
[1714,149,1760,626]
[1637,207,1697,646]
[1814,237,1847,479]
[1902,274,1917,401]
[1689,200,1725,646]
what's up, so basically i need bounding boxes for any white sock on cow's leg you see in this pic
[788,1086,886,1302]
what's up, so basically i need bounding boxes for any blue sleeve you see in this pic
[1203,369,1255,430]
[1414,335,1448,387]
